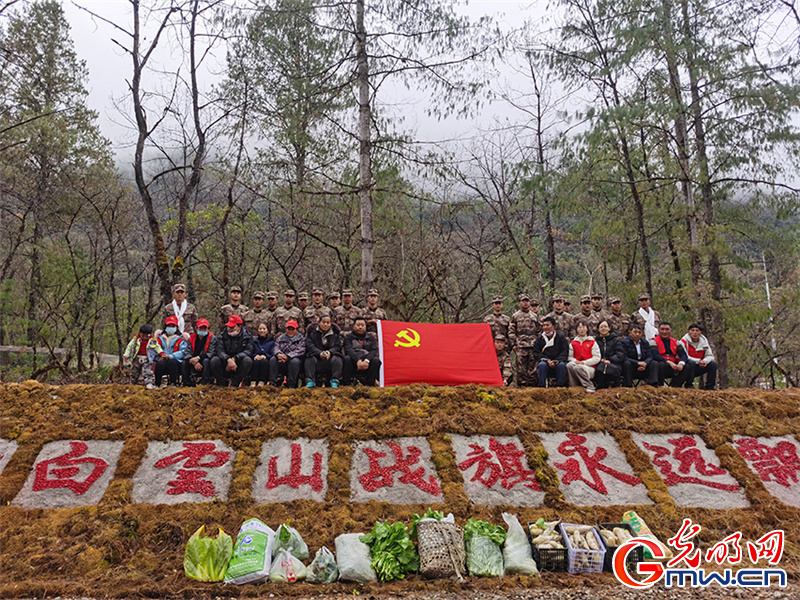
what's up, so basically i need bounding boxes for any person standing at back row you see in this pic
[509,292,542,386]
[631,292,661,344]
[485,295,511,344]
[219,285,249,333]
[161,283,198,339]
[335,289,363,338]
[363,288,387,335]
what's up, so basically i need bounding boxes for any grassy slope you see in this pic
[1,381,798,597]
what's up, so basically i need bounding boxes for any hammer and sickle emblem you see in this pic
[394,328,421,348]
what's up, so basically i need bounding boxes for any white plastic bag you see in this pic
[269,548,307,582]
[335,533,377,582]
[502,513,539,576]
[307,546,339,583]
[272,523,309,561]
[224,518,275,585]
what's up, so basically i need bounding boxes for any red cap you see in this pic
[286,319,299,329]
[165,316,179,326]
[226,314,243,327]
[197,318,210,328]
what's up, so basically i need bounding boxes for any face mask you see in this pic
[165,327,177,335]
[197,330,208,337]
[229,329,240,337]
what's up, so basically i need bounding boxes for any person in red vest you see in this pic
[181,318,216,386]
[679,323,718,390]
[652,322,692,387]
[151,315,188,387]
[567,319,601,392]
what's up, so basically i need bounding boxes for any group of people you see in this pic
[488,291,718,391]
[124,283,717,391]
[124,284,384,388]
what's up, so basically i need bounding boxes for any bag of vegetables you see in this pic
[272,523,309,561]
[184,525,233,582]
[360,521,420,582]
[307,546,338,583]
[463,518,506,577]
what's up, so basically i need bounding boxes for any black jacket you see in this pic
[188,332,217,361]
[344,332,379,361]
[532,332,569,363]
[306,322,343,358]
[594,332,625,364]
[621,336,655,365]
[215,328,254,361]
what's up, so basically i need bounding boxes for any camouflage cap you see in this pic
[284,289,296,296]
[518,292,531,301]
[638,292,651,301]
[266,290,278,299]
[253,291,266,299]
[609,296,622,304]
[531,299,540,306]
[591,291,603,299]
[580,295,591,303]
[230,285,242,294]
[172,283,186,293]
[328,291,340,299]
[494,334,507,341]
[312,287,324,295]
[342,289,354,296]
[298,292,309,301]
[492,295,503,303]
[552,294,565,302]
[367,288,379,296]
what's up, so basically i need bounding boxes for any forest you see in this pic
[1,0,799,387]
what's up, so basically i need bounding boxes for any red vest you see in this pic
[683,342,705,360]
[190,333,212,354]
[656,336,678,361]
[571,339,596,365]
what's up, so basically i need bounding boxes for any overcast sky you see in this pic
[60,0,548,161]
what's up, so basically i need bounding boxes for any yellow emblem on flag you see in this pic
[394,328,421,348]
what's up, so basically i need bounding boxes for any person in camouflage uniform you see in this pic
[245,291,271,335]
[590,292,613,331]
[272,289,305,335]
[297,292,310,314]
[494,334,514,386]
[363,288,387,335]
[576,295,604,336]
[509,292,542,386]
[546,294,575,340]
[304,287,331,328]
[607,296,632,338]
[219,285,250,333]
[334,289,363,337]
[263,291,280,335]
[484,295,511,344]
[161,283,198,339]
[329,291,341,310]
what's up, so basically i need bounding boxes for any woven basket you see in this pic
[417,521,466,580]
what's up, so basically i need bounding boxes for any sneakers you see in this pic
[305,379,316,388]
[250,382,257,388]
[145,383,156,390]
[330,379,339,389]
[257,381,265,387]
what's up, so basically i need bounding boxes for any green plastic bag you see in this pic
[184,525,233,582]
[307,546,339,583]
[466,535,504,577]
[272,523,309,561]
[224,518,275,585]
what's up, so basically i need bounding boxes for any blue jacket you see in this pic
[253,336,275,359]
[150,333,187,362]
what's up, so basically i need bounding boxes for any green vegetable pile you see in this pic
[463,518,506,545]
[183,525,233,582]
[360,521,420,582]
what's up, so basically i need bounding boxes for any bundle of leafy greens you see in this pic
[463,518,506,577]
[410,508,445,538]
[184,525,233,582]
[360,521,420,581]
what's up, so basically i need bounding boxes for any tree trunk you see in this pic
[27,219,41,346]
[356,0,374,295]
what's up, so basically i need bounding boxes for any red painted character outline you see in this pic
[266,442,324,492]
[154,442,231,496]
[359,441,441,495]
[457,437,541,491]
[734,438,800,488]
[554,433,641,495]
[33,441,108,495]
[642,436,740,491]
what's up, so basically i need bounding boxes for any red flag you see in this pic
[377,321,503,387]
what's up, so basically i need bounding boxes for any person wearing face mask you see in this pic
[304,314,343,388]
[269,319,306,388]
[150,315,188,387]
[181,318,217,387]
[210,314,254,387]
